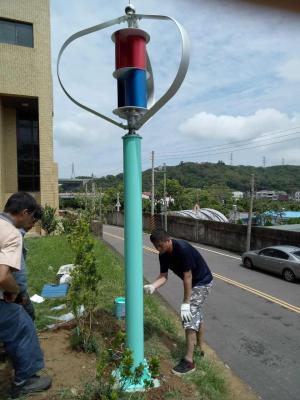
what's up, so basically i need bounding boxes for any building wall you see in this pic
[0,0,58,210]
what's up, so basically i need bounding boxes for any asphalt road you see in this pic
[103,225,300,400]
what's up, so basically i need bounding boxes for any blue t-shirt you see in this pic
[159,239,213,287]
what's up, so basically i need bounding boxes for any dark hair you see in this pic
[4,192,39,215]
[33,205,43,220]
[150,229,170,244]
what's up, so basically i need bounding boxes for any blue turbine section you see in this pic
[117,69,147,108]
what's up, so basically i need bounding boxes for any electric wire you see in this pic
[155,127,300,157]
[153,133,300,161]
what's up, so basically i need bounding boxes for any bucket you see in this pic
[114,297,126,320]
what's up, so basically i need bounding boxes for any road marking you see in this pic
[213,273,300,314]
[106,226,241,260]
[104,231,300,314]
[193,245,241,260]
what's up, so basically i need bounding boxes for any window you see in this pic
[0,18,33,47]
[259,249,275,257]
[272,250,289,260]
[17,111,40,192]
[292,251,300,261]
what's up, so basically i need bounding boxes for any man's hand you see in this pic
[181,303,192,322]
[144,284,155,295]
[3,292,18,303]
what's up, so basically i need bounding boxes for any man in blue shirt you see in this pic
[144,229,213,376]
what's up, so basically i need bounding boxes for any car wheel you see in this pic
[243,258,253,269]
[282,268,296,283]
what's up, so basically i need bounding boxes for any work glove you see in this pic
[181,303,192,322]
[143,284,155,295]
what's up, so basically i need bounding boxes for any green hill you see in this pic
[94,162,300,193]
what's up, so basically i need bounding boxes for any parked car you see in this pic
[242,245,300,282]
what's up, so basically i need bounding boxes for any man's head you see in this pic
[4,192,43,230]
[150,229,173,254]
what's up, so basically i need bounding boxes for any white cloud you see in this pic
[179,109,300,140]
[278,59,300,82]
[51,0,300,176]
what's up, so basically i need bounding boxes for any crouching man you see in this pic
[144,229,213,376]
[0,192,52,398]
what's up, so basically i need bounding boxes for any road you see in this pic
[103,225,300,400]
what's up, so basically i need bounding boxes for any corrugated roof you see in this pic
[169,208,228,223]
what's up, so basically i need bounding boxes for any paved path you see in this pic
[104,225,300,400]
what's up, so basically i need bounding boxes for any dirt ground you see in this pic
[32,327,198,400]
[0,324,259,400]
[31,327,258,400]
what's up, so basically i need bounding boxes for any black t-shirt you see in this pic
[159,239,213,287]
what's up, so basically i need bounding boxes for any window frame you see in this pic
[16,110,40,192]
[0,17,33,48]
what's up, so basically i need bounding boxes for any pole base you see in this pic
[112,359,160,392]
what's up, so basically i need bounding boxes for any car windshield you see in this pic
[292,251,300,260]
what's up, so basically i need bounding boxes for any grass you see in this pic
[25,234,229,400]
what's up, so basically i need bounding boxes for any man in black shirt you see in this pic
[144,229,213,376]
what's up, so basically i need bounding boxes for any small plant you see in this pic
[41,204,58,235]
[70,327,99,354]
[68,216,102,353]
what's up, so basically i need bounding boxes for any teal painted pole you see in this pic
[123,131,144,367]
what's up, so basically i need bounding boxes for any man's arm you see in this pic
[152,272,168,289]
[183,270,192,303]
[144,272,168,294]
[0,264,20,294]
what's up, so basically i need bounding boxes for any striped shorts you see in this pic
[183,281,213,331]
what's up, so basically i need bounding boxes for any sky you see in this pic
[50,0,300,178]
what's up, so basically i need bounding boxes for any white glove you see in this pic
[144,284,155,295]
[181,303,192,322]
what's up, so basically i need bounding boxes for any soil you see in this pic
[30,326,257,400]
[0,312,259,400]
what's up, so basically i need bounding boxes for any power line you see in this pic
[154,133,300,162]
[155,126,300,157]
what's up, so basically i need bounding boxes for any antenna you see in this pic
[71,162,75,179]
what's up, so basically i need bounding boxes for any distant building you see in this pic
[263,210,300,225]
[59,178,91,192]
[256,190,278,200]
[295,192,300,202]
[228,211,258,225]
[232,191,244,200]
[142,192,151,200]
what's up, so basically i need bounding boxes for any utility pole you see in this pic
[99,187,103,223]
[163,163,167,231]
[230,152,233,166]
[246,174,255,251]
[151,151,155,229]
[92,181,96,215]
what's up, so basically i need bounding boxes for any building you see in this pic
[294,192,300,202]
[255,190,278,200]
[0,0,58,210]
[232,191,244,200]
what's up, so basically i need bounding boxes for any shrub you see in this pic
[68,216,102,352]
[41,204,58,235]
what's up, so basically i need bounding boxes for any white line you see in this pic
[105,226,241,261]
[193,245,241,260]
